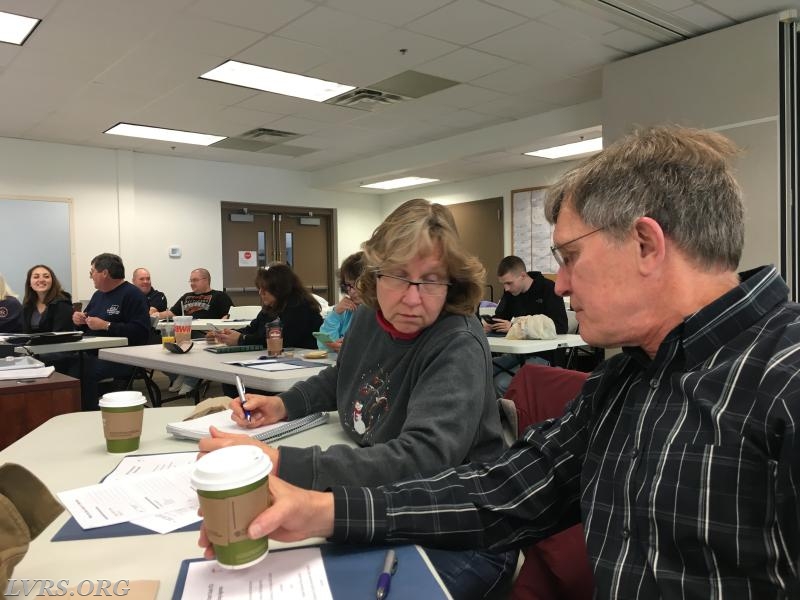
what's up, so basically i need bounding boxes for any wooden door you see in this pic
[220,203,335,306]
[447,197,504,302]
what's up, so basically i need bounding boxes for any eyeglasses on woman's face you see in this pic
[376,273,451,297]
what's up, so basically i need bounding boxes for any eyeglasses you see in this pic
[550,228,605,267]
[377,273,451,297]
[340,282,356,294]
[188,277,208,283]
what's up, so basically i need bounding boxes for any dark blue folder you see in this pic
[171,544,449,599]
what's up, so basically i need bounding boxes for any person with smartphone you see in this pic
[315,252,365,352]
[489,255,569,396]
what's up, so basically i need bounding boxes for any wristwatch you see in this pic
[106,321,112,331]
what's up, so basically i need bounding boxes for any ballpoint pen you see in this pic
[375,549,397,600]
[234,375,251,422]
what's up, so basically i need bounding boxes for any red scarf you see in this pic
[376,310,422,340]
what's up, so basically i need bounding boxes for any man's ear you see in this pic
[633,216,666,273]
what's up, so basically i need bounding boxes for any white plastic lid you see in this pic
[191,446,272,491]
[98,391,146,408]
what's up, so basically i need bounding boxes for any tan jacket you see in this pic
[0,464,63,600]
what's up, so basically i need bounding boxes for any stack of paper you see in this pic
[57,453,201,534]
[166,410,329,442]
[0,356,54,380]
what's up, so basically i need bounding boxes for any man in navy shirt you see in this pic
[73,253,149,409]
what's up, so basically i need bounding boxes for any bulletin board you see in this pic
[0,196,74,297]
[511,187,557,273]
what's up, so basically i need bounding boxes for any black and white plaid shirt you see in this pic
[332,266,800,598]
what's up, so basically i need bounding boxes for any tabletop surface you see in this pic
[16,335,129,355]
[99,340,334,392]
[487,333,587,354]
[2,406,351,599]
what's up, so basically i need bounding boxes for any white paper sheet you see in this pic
[0,365,54,380]
[247,362,303,372]
[103,452,198,481]
[102,453,202,533]
[179,548,333,600]
[58,465,196,529]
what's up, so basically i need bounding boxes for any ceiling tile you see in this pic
[95,44,220,97]
[474,20,626,78]
[644,0,695,10]
[601,28,662,53]
[415,48,515,83]
[518,71,602,106]
[482,0,561,19]
[325,0,452,26]
[700,0,796,21]
[0,0,60,19]
[234,35,331,75]
[188,0,316,34]
[671,4,735,29]
[472,64,551,94]
[266,115,330,135]
[430,109,511,130]
[538,6,620,37]
[147,14,266,57]
[289,102,363,125]
[306,28,459,87]
[347,111,421,131]
[407,0,528,45]
[218,106,285,131]
[0,44,20,69]
[422,84,506,108]
[274,6,394,54]
[469,94,556,119]
[235,91,318,114]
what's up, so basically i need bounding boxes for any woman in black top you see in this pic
[214,263,323,349]
[22,265,74,333]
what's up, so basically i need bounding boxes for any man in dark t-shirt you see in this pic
[155,268,232,320]
[153,268,233,395]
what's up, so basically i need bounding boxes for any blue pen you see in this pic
[234,375,251,422]
[376,549,397,600]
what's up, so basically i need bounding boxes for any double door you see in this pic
[220,202,335,307]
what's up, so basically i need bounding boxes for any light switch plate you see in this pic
[168,246,181,258]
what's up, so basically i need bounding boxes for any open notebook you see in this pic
[166,410,329,443]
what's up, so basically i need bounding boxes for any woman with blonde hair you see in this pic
[0,273,23,333]
[200,199,516,599]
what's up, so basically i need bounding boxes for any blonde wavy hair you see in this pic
[0,273,18,301]
[357,199,485,316]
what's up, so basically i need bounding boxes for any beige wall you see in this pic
[603,14,781,271]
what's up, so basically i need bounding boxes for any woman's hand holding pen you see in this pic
[229,393,287,428]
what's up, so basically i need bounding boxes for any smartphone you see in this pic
[481,314,497,324]
[312,331,335,344]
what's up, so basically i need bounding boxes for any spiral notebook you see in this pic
[166,409,329,442]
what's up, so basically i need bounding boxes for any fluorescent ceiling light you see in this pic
[525,137,603,159]
[361,177,440,190]
[201,61,355,102]
[0,11,40,45]
[104,123,225,146]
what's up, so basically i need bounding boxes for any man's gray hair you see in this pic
[544,125,744,271]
